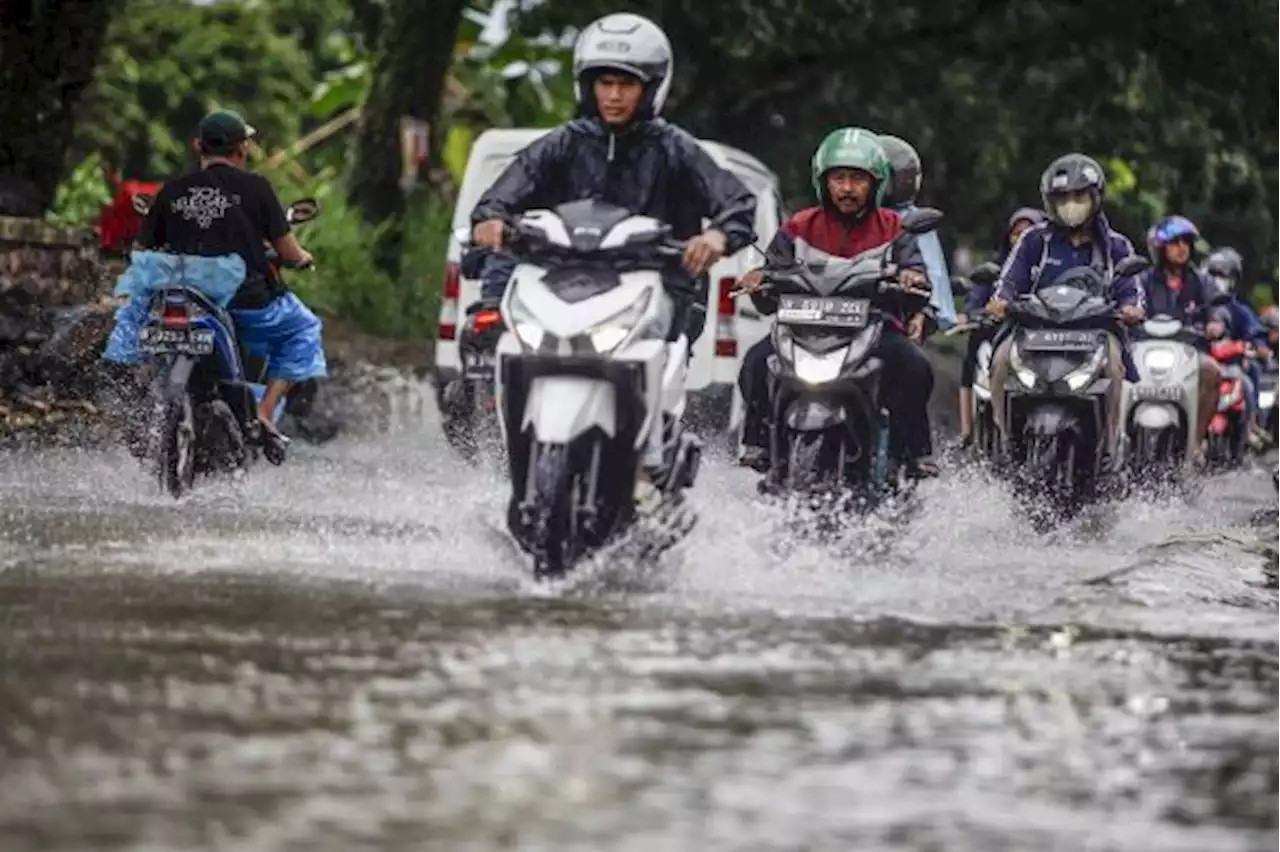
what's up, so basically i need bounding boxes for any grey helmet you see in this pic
[1039,153,1106,228]
[878,135,922,208]
[1204,247,1245,297]
[572,13,673,119]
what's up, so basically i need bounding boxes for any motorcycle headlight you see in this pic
[1009,342,1038,389]
[773,323,796,365]
[584,290,652,355]
[506,291,544,351]
[1065,344,1107,392]
[793,346,847,385]
[1258,389,1275,410]
[1142,346,1178,379]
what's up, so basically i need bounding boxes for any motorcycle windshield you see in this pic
[552,200,635,251]
[1034,266,1106,299]
[541,266,623,304]
[113,251,246,308]
[1136,316,1183,339]
[789,252,884,298]
[1019,266,1113,324]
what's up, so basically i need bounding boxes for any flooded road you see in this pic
[0,421,1276,852]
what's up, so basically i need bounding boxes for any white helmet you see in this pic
[572,13,673,119]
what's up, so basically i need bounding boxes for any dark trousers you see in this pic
[738,328,934,459]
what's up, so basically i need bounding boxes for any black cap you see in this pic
[198,109,256,146]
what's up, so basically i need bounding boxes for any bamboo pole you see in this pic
[260,106,363,174]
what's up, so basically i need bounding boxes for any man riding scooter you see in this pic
[1203,247,1272,449]
[986,153,1146,472]
[1134,215,1224,463]
[736,127,936,478]
[101,110,325,463]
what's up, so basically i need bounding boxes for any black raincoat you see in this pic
[470,117,758,341]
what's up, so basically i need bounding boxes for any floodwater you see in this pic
[0,415,1276,852]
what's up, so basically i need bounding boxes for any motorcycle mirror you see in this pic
[950,275,972,295]
[1114,255,1151,278]
[900,206,944,234]
[132,193,154,216]
[286,198,321,224]
[969,261,1002,286]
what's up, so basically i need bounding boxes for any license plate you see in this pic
[139,326,214,355]
[776,295,870,328]
[1020,329,1101,352]
[464,352,495,380]
[1134,384,1182,402]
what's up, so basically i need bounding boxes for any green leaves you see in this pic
[308,61,371,119]
[71,0,313,179]
[47,153,113,228]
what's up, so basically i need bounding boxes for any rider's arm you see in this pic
[136,185,170,249]
[670,129,758,254]
[890,233,932,326]
[892,231,926,274]
[273,233,310,266]
[1107,232,1144,311]
[964,281,993,317]
[257,177,308,265]
[993,228,1039,302]
[749,222,801,316]
[1231,300,1268,346]
[470,128,568,227]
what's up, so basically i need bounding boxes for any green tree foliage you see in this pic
[71,0,315,181]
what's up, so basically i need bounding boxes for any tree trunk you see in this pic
[0,0,121,216]
[347,0,468,276]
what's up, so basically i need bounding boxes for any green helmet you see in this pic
[811,127,892,206]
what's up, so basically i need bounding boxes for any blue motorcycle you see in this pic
[119,195,319,497]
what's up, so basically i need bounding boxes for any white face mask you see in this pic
[1054,197,1094,228]
[1211,274,1235,295]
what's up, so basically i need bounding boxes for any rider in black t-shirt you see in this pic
[136,110,323,446]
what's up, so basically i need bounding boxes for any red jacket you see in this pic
[97,173,163,254]
[751,206,925,326]
[778,206,905,260]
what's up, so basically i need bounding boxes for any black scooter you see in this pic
[752,207,942,508]
[994,255,1150,524]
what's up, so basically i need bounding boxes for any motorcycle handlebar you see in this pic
[464,222,685,258]
[731,269,909,299]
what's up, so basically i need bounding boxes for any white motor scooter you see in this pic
[462,199,700,578]
[1120,314,1203,474]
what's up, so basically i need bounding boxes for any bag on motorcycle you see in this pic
[103,251,246,366]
